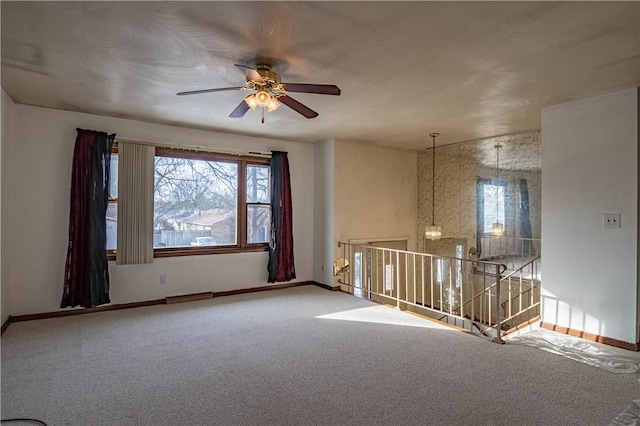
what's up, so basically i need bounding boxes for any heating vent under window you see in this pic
[166,292,213,304]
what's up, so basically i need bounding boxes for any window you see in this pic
[482,182,505,234]
[455,244,463,289]
[106,145,271,258]
[106,152,119,250]
[354,252,363,297]
[385,264,393,291]
[246,165,271,244]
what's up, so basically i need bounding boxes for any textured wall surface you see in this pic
[541,88,638,344]
[417,131,541,255]
[1,90,15,325]
[334,139,418,251]
[6,104,316,316]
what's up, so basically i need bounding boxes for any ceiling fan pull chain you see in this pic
[261,107,265,124]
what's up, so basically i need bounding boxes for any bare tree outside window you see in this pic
[154,155,238,247]
[246,165,271,244]
[105,145,270,258]
[106,154,119,250]
[483,183,505,233]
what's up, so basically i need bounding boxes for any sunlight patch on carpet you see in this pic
[316,305,454,330]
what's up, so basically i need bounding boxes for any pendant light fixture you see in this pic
[491,143,504,236]
[425,132,442,240]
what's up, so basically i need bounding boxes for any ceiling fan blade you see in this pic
[278,95,319,119]
[234,64,265,84]
[177,87,243,96]
[229,100,250,118]
[281,83,341,96]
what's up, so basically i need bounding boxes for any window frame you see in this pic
[106,144,120,259]
[480,181,507,235]
[106,144,271,260]
[245,163,272,245]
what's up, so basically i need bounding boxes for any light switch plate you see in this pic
[603,213,621,229]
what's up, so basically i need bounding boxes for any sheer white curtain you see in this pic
[117,142,155,265]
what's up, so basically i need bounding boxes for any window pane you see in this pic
[106,201,117,250]
[109,154,118,200]
[153,156,238,248]
[106,153,118,250]
[354,252,362,288]
[247,205,271,244]
[246,165,270,203]
[483,183,505,233]
[385,264,393,291]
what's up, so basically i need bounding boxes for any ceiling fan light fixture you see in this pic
[244,94,258,110]
[178,63,341,120]
[267,97,281,112]
[255,90,271,108]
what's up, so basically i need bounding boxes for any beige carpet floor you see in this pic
[2,285,639,425]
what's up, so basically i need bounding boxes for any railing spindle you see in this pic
[470,260,475,322]
[396,250,401,309]
[404,252,408,304]
[336,242,533,344]
[420,255,423,305]
[460,260,465,319]
[439,259,443,312]
[430,255,434,309]
[448,258,453,315]
[494,263,503,343]
[519,271,523,314]
[412,254,416,305]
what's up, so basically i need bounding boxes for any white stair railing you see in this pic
[499,256,541,331]
[337,242,507,343]
[477,236,540,271]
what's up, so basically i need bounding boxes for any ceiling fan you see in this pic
[177,63,341,123]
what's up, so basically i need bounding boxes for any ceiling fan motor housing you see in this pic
[255,64,281,86]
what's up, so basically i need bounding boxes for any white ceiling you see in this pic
[2,1,639,150]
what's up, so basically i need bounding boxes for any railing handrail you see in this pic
[337,241,506,268]
[476,236,540,266]
[501,255,541,281]
[335,241,541,344]
[498,256,541,327]
[337,241,507,342]
[465,255,542,305]
[478,236,541,241]
[501,302,541,325]
[462,254,541,307]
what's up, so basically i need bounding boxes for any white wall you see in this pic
[7,105,315,316]
[541,88,638,344]
[313,138,334,286]
[1,89,16,324]
[333,140,417,286]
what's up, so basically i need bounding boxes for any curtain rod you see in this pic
[115,137,272,158]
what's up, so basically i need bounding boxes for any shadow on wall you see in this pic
[541,293,604,339]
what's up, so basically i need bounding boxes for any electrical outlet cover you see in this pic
[603,213,621,229]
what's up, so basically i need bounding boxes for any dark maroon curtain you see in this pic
[268,151,296,283]
[61,128,115,308]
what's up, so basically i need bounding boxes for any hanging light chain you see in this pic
[493,144,504,236]
[425,132,442,241]
[495,144,501,183]
[430,133,439,226]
